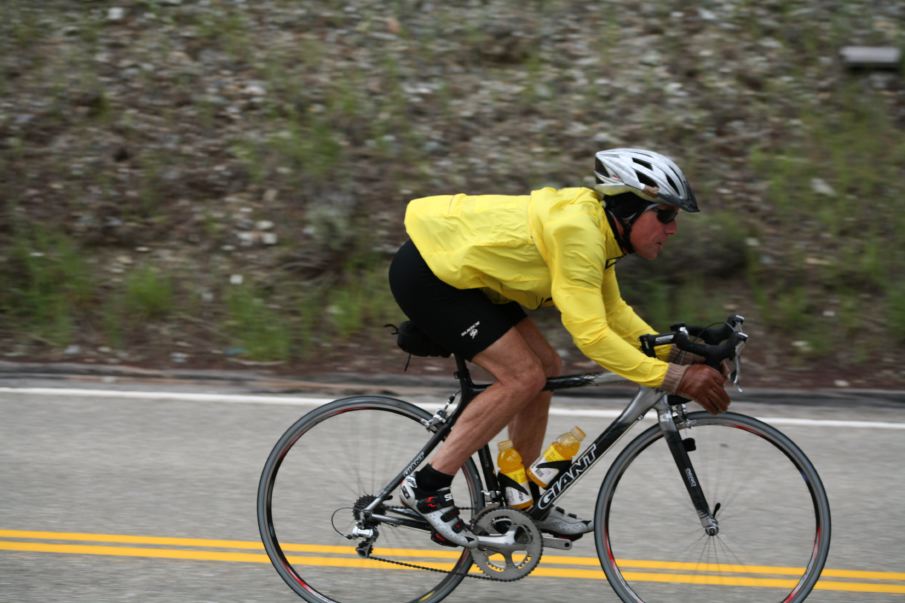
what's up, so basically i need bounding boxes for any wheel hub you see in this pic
[352,494,382,524]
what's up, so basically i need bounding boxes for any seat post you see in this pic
[453,354,477,401]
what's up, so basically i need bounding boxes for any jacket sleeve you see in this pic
[542,212,670,388]
[601,266,672,362]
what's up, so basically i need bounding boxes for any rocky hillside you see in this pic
[2,1,904,388]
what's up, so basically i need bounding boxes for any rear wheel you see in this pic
[596,411,831,603]
[258,396,484,603]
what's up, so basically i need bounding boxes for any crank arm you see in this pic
[474,529,521,553]
[542,535,573,550]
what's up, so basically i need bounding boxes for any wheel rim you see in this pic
[597,412,830,603]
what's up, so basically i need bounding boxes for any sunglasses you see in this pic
[645,204,679,224]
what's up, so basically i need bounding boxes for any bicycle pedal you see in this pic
[430,531,460,548]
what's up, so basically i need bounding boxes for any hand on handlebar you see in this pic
[685,322,736,345]
[671,345,734,379]
[667,345,735,379]
[668,345,705,366]
[671,364,731,415]
[645,315,747,401]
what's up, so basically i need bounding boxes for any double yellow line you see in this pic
[1,529,903,595]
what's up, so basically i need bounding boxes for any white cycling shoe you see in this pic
[400,475,478,548]
[534,506,593,538]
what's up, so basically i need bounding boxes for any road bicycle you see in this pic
[257,315,831,602]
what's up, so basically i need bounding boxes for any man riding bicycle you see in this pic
[388,148,730,548]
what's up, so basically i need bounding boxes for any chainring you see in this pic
[470,508,543,581]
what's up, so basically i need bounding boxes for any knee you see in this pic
[494,356,547,399]
[525,362,549,397]
[532,344,562,379]
[512,358,548,398]
[543,351,563,378]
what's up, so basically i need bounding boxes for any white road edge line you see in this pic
[2,387,904,430]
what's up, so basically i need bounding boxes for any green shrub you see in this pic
[124,267,174,321]
[224,286,292,361]
[0,229,94,345]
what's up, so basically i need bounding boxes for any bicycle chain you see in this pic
[362,506,529,582]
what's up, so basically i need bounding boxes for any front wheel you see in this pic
[595,411,831,603]
[257,395,484,603]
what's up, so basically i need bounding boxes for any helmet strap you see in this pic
[604,207,634,255]
[602,192,654,256]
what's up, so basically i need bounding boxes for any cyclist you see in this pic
[388,148,730,547]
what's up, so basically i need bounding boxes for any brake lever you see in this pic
[730,332,748,393]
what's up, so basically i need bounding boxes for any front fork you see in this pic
[656,399,720,536]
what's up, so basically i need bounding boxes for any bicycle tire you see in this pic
[595,411,831,603]
[257,395,484,603]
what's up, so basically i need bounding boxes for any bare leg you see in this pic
[429,326,547,475]
[507,318,562,465]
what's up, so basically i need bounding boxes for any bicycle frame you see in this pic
[364,354,720,535]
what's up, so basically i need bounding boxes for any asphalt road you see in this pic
[1,379,904,602]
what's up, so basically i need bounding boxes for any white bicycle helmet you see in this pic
[593,148,699,212]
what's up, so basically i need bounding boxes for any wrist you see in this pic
[662,362,688,394]
[668,345,705,365]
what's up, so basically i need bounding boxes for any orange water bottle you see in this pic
[497,439,533,510]
[527,426,586,488]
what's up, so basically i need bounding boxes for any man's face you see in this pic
[630,205,678,260]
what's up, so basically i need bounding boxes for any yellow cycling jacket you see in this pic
[404,186,671,388]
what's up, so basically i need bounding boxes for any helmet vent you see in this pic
[636,172,657,188]
[632,158,653,170]
[664,174,678,192]
[595,158,610,177]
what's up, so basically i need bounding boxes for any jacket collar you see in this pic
[601,208,629,268]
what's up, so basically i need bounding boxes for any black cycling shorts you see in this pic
[388,240,526,360]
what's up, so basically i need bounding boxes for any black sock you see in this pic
[416,464,454,491]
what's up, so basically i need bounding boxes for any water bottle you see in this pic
[527,426,586,489]
[497,439,533,510]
